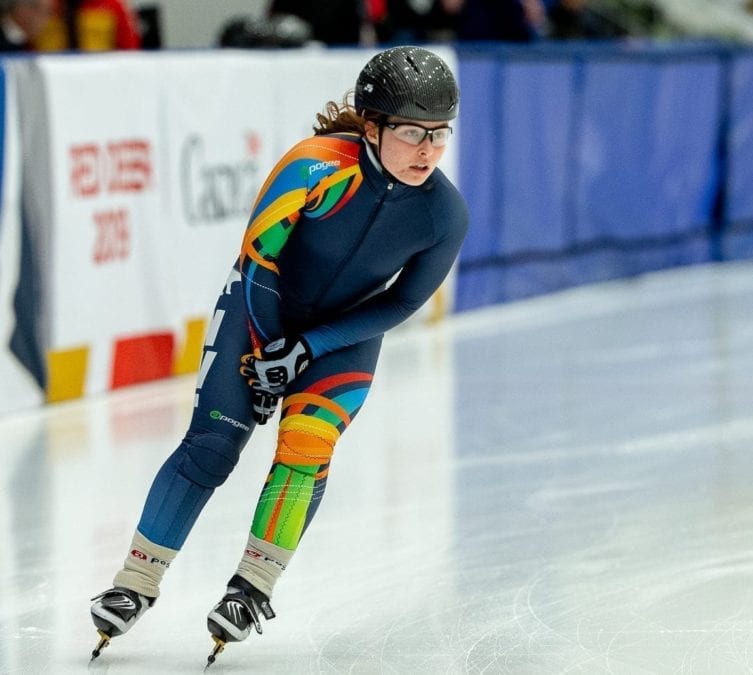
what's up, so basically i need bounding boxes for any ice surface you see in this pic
[2,261,753,674]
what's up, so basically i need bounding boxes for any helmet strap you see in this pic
[363,114,401,183]
[376,124,385,159]
[362,130,400,185]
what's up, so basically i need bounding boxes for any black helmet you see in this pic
[355,46,459,121]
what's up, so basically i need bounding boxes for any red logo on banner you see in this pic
[70,139,153,198]
[107,140,152,193]
[93,208,131,264]
[111,333,175,389]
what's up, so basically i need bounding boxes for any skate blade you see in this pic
[205,635,225,669]
[90,629,111,661]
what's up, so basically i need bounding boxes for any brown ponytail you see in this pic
[313,92,382,136]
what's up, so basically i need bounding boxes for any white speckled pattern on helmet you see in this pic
[355,46,459,121]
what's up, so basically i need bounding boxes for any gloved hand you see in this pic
[242,337,312,390]
[251,384,280,425]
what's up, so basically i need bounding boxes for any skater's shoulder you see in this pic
[284,133,362,162]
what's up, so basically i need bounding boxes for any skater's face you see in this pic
[364,117,451,187]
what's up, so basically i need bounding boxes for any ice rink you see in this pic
[2,260,753,674]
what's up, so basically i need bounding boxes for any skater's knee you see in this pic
[179,432,242,488]
[274,415,338,466]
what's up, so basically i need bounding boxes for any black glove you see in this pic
[251,384,280,425]
[252,337,312,390]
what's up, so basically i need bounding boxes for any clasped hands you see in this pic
[239,337,312,424]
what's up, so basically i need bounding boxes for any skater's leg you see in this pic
[90,268,261,657]
[206,339,380,654]
[235,338,381,597]
[104,269,256,599]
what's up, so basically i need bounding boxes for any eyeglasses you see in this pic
[382,122,453,147]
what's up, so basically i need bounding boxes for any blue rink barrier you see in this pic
[454,42,753,311]
[725,51,753,259]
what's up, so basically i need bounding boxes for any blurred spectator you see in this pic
[269,0,363,45]
[218,13,314,49]
[134,3,160,49]
[379,0,458,43]
[0,0,53,51]
[446,0,547,42]
[32,0,141,51]
[547,0,628,39]
[377,0,548,43]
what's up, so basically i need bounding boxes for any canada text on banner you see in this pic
[157,51,280,376]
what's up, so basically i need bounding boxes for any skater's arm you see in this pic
[239,146,307,353]
[302,210,468,358]
[239,136,361,352]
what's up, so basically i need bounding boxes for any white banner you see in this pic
[42,54,168,393]
[1,47,463,414]
[157,51,279,319]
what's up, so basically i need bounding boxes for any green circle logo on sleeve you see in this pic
[209,409,250,431]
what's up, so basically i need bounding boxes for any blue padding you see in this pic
[724,52,753,259]
[728,53,753,224]
[455,43,731,310]
[574,60,721,244]
[457,57,502,267]
[498,61,575,254]
[0,65,5,211]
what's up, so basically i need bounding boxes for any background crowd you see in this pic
[0,0,141,51]
[3,0,753,55]
[217,0,648,48]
